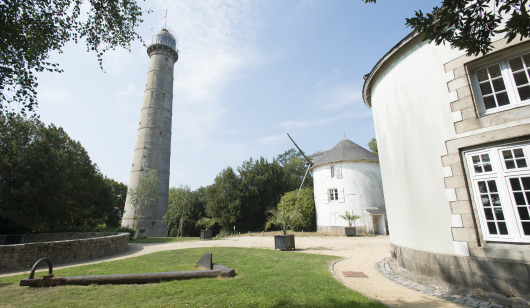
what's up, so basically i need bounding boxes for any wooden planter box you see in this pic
[200,230,213,240]
[274,234,295,250]
[345,227,357,237]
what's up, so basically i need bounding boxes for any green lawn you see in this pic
[0,247,384,307]
[130,236,200,244]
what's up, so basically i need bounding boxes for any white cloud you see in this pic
[279,110,372,130]
[260,133,286,145]
[39,85,72,103]
[139,0,262,186]
[319,84,363,110]
[276,81,369,133]
[118,83,143,97]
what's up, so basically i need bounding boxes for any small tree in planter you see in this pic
[196,217,216,240]
[265,208,302,250]
[340,211,360,237]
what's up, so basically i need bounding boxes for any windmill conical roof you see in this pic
[311,139,377,169]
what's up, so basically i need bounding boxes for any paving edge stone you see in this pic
[374,258,505,308]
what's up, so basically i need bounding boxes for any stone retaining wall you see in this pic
[0,232,110,244]
[0,233,129,272]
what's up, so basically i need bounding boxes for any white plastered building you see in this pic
[311,139,386,234]
[363,29,530,296]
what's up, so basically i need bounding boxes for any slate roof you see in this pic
[311,139,378,169]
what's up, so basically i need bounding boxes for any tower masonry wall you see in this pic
[122,32,178,238]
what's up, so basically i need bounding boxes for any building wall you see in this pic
[370,36,464,255]
[313,161,384,231]
[367,34,530,296]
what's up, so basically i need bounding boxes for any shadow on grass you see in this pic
[295,246,334,251]
[273,298,382,307]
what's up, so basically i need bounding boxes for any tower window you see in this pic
[329,188,339,201]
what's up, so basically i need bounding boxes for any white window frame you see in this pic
[328,188,338,201]
[465,143,530,243]
[469,51,530,116]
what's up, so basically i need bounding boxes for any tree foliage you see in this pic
[102,177,128,228]
[339,211,360,227]
[364,0,530,56]
[368,138,378,155]
[127,169,159,233]
[205,167,242,231]
[163,185,206,237]
[277,188,316,231]
[103,177,127,228]
[196,149,315,233]
[0,0,146,114]
[238,157,287,231]
[0,113,122,233]
[265,207,303,235]
[277,148,313,191]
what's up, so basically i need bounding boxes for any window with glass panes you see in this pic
[465,143,530,243]
[329,188,338,201]
[470,52,530,115]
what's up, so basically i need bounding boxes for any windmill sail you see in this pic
[287,133,313,195]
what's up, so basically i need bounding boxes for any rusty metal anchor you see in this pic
[20,253,235,287]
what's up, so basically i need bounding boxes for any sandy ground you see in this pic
[2,235,464,307]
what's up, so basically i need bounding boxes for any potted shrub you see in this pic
[197,217,216,240]
[265,208,302,250]
[340,211,360,237]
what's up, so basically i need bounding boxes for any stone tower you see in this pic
[121,29,178,237]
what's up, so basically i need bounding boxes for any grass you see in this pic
[130,237,200,244]
[0,247,384,307]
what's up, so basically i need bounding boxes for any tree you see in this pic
[368,138,378,155]
[163,185,206,237]
[127,169,159,235]
[364,0,530,56]
[0,0,147,114]
[339,211,360,227]
[277,188,316,231]
[238,157,287,231]
[102,177,128,228]
[277,148,313,191]
[265,208,303,235]
[0,113,116,232]
[202,150,316,233]
[205,167,241,231]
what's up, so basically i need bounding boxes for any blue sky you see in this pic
[35,0,441,189]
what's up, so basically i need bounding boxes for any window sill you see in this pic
[480,101,530,117]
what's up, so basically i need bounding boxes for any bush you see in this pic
[117,226,136,240]
[277,188,315,231]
